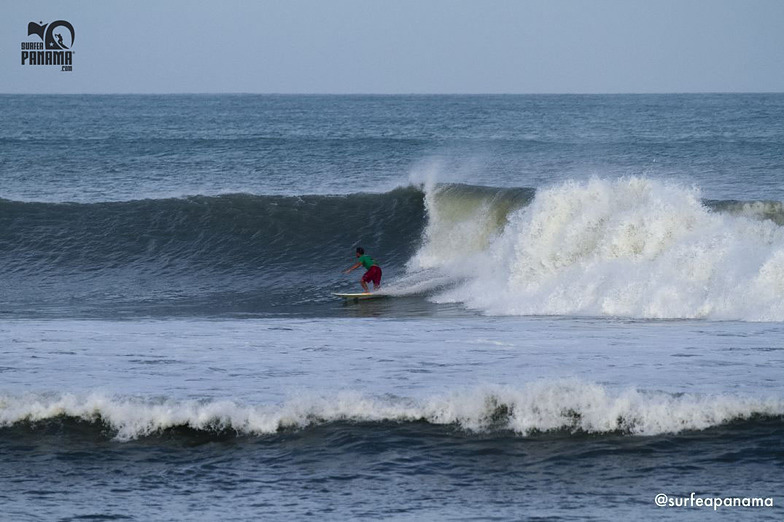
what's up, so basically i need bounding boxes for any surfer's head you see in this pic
[356,247,364,257]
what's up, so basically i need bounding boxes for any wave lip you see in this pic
[412,177,784,321]
[2,382,782,441]
[706,199,784,226]
[407,183,534,272]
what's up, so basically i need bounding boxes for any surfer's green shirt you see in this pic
[358,254,376,270]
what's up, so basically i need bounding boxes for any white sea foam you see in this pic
[1,381,781,441]
[412,177,784,320]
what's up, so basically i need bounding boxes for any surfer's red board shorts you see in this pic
[362,265,382,286]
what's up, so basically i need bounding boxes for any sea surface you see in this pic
[1,94,783,521]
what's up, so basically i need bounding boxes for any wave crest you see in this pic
[2,382,782,441]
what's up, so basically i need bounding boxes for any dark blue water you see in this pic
[3,418,782,520]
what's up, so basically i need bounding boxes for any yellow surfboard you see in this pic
[333,292,387,301]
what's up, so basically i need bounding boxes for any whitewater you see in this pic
[409,177,784,321]
[5,384,784,441]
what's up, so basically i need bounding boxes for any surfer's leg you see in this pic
[361,279,369,293]
[372,266,382,290]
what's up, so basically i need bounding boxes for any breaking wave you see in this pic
[410,178,784,321]
[2,178,784,319]
[2,381,782,441]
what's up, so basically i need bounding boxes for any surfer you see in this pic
[344,247,382,293]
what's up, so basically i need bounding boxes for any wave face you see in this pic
[3,382,782,442]
[411,178,784,321]
[0,189,425,314]
[0,189,425,275]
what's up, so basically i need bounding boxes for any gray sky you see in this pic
[3,0,783,94]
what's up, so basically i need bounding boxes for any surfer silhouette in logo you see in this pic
[55,33,68,48]
[344,247,382,293]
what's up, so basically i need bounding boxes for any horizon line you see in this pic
[2,91,783,96]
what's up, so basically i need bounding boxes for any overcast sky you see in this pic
[3,0,783,94]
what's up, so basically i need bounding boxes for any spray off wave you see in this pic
[2,381,782,441]
[410,178,784,321]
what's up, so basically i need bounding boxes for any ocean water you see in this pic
[1,94,783,520]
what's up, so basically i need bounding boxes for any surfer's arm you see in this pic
[344,262,361,274]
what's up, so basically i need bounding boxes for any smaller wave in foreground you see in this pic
[2,381,782,442]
